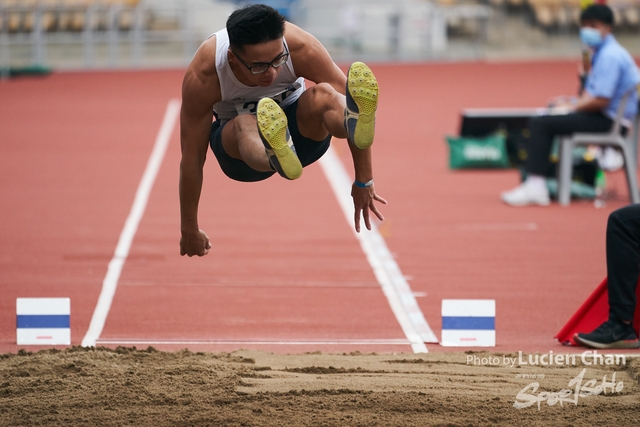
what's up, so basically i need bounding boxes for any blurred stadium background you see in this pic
[1,0,639,75]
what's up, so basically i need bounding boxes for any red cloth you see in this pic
[555,277,640,346]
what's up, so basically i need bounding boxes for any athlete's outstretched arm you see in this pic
[348,145,387,232]
[287,23,386,232]
[179,39,220,256]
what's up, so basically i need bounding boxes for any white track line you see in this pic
[81,99,181,347]
[96,338,411,346]
[319,146,438,353]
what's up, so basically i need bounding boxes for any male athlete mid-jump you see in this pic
[179,4,385,256]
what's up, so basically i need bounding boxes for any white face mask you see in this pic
[580,27,604,48]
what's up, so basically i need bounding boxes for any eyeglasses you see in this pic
[231,42,289,75]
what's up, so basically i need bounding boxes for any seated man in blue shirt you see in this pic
[501,4,640,206]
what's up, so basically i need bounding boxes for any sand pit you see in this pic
[1,347,639,426]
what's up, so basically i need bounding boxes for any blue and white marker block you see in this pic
[441,299,495,347]
[16,298,70,345]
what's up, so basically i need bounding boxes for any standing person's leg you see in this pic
[501,112,612,206]
[574,204,640,349]
[607,204,640,323]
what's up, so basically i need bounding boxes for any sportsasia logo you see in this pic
[513,368,624,410]
[463,145,502,161]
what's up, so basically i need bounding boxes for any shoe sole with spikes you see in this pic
[345,62,379,150]
[256,98,302,180]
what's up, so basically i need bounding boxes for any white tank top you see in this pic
[211,29,305,124]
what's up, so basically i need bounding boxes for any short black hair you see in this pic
[226,4,286,52]
[580,4,614,26]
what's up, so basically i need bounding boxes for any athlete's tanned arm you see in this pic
[180,37,219,257]
[284,23,385,233]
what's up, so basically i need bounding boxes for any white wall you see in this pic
[291,0,448,57]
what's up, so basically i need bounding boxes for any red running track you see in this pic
[1,60,638,354]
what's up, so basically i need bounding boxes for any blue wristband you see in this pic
[354,179,374,188]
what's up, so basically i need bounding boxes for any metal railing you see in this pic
[0,0,504,74]
[291,0,492,62]
[0,2,201,74]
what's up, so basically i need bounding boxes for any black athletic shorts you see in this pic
[210,99,332,182]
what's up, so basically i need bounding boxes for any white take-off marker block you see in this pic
[16,298,71,345]
[441,299,495,347]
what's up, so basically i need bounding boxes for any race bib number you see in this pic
[234,81,303,115]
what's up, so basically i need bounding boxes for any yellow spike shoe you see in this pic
[256,98,303,180]
[344,62,379,150]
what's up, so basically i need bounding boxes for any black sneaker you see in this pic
[574,318,639,349]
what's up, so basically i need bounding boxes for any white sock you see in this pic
[524,175,547,193]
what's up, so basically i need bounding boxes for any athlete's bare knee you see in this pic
[295,82,348,139]
[311,83,339,104]
[313,82,333,94]
[222,114,259,160]
[231,114,256,134]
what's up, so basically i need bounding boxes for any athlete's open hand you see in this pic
[180,229,212,257]
[351,183,387,233]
